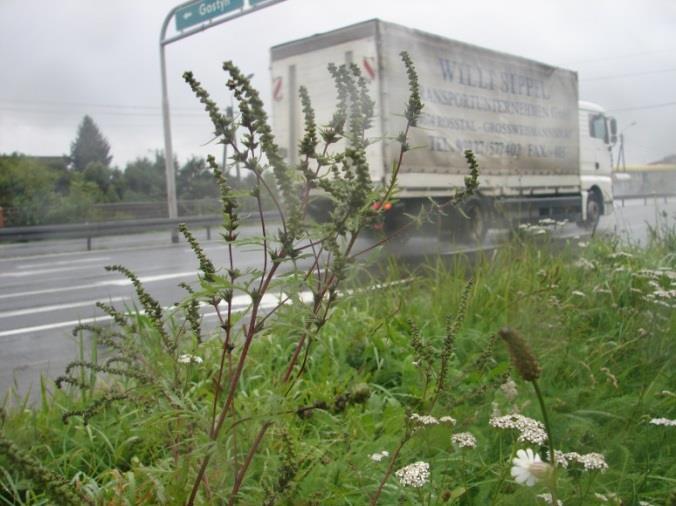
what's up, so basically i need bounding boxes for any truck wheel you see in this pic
[585,192,602,231]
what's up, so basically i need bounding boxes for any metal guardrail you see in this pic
[0,211,279,250]
[614,193,676,207]
[1,194,673,250]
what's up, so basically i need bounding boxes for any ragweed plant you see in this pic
[0,53,481,506]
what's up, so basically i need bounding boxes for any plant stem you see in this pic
[370,436,409,505]
[228,422,273,505]
[532,379,558,504]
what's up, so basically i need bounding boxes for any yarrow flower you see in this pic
[409,413,439,427]
[177,354,203,364]
[511,448,552,487]
[537,493,563,505]
[394,461,430,488]
[439,416,457,425]
[490,414,548,445]
[500,378,519,401]
[547,449,569,468]
[369,450,389,462]
[649,417,676,426]
[564,452,608,472]
[451,432,477,449]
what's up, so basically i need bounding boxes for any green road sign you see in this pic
[175,0,244,31]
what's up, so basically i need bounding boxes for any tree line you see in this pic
[0,115,257,226]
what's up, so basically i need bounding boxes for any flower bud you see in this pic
[498,328,541,381]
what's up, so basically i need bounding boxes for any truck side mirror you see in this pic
[609,117,618,145]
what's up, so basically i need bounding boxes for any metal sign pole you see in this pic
[159,0,288,243]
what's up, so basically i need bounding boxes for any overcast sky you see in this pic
[1,0,674,168]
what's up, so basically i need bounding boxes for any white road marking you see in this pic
[0,265,101,278]
[0,296,128,319]
[0,315,114,338]
[17,256,111,270]
[0,271,198,300]
[133,271,198,284]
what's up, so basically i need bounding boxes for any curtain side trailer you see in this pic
[270,19,616,239]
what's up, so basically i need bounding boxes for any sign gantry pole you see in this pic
[159,0,288,243]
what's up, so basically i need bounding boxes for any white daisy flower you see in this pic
[511,448,552,487]
[394,461,430,488]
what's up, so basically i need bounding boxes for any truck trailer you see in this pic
[270,19,616,240]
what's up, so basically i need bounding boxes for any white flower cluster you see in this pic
[649,417,676,427]
[409,413,439,426]
[645,288,676,308]
[635,268,676,282]
[518,219,567,236]
[608,251,634,260]
[537,493,563,505]
[451,432,477,449]
[594,492,621,503]
[177,354,203,364]
[394,461,430,488]
[489,414,548,445]
[547,449,569,468]
[369,450,390,462]
[630,268,676,308]
[563,451,608,472]
[500,378,519,401]
[574,257,596,270]
[409,413,456,428]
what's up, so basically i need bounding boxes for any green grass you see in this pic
[1,232,675,505]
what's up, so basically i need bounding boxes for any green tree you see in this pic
[177,156,219,200]
[83,161,123,202]
[123,152,166,201]
[0,154,59,225]
[70,115,112,172]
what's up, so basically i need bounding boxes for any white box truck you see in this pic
[270,19,616,239]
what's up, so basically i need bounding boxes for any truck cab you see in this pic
[579,101,616,227]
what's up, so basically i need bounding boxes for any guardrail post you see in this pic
[87,235,92,251]
[206,225,211,240]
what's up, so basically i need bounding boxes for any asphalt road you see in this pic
[1,198,674,400]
